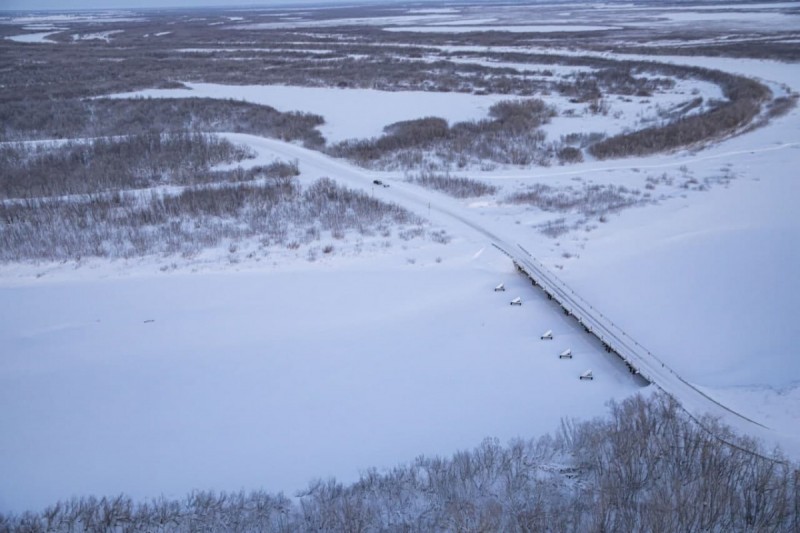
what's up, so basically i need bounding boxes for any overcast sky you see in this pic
[0,0,375,10]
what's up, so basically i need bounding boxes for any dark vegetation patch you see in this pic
[406,172,498,198]
[588,64,772,159]
[0,133,271,199]
[506,183,643,218]
[0,178,422,262]
[329,99,556,169]
[0,98,325,147]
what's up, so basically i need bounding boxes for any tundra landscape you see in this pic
[1,0,800,530]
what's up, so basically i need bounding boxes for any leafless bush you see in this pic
[556,146,584,164]
[327,117,449,164]
[764,93,799,120]
[487,98,555,127]
[406,171,498,198]
[561,131,606,148]
[558,67,674,101]
[428,229,451,244]
[398,227,425,241]
[381,117,451,151]
[658,96,704,120]
[537,218,569,238]
[506,183,643,217]
[254,159,300,179]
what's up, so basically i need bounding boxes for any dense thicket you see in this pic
[555,66,675,101]
[406,171,498,199]
[0,98,325,147]
[0,178,422,262]
[2,394,795,532]
[0,133,267,199]
[588,65,772,159]
[329,99,556,169]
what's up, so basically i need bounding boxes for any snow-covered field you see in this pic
[2,0,800,516]
[109,83,513,143]
[553,126,800,442]
[4,31,59,43]
[109,74,715,146]
[0,238,646,512]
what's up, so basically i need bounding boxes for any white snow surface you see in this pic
[72,30,123,42]
[1,13,141,24]
[107,83,513,143]
[3,8,800,514]
[0,240,645,513]
[5,31,59,43]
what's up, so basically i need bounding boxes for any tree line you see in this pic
[2,393,795,532]
[588,63,772,159]
[0,98,325,148]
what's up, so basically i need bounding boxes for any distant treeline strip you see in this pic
[0,98,325,147]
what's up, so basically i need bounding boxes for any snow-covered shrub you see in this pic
[406,172,498,198]
[506,183,643,217]
[556,146,584,164]
[0,178,423,262]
